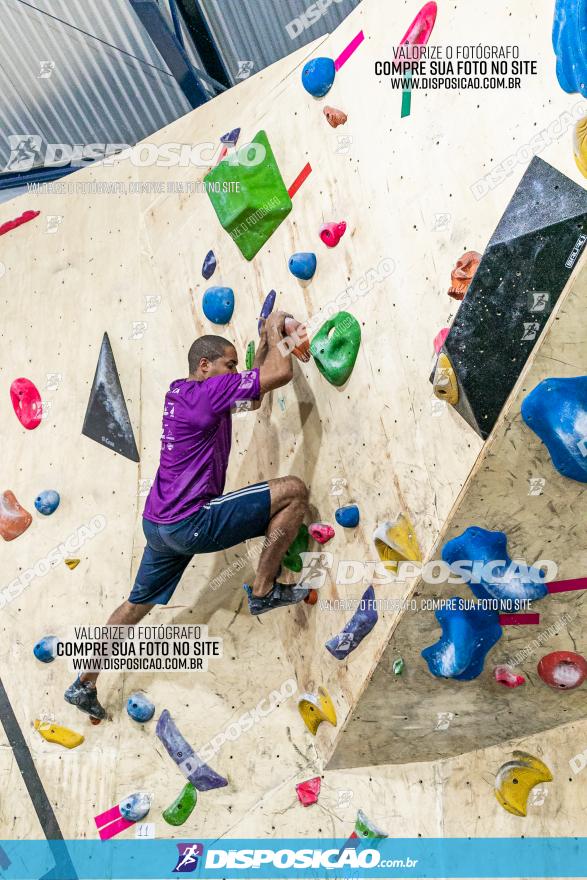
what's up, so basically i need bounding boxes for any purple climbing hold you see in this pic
[326,586,378,660]
[201,250,217,280]
[156,709,228,792]
[220,128,241,145]
[258,289,276,334]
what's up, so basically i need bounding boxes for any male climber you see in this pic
[65,311,309,720]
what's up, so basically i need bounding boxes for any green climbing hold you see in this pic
[204,130,292,261]
[393,657,405,675]
[245,341,255,371]
[162,781,197,826]
[283,523,309,573]
[310,311,361,387]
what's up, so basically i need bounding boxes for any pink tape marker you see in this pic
[97,817,134,841]
[334,31,364,71]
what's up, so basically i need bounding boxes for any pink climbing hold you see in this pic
[296,777,321,806]
[309,523,335,544]
[0,210,40,237]
[319,221,346,248]
[396,2,438,65]
[433,328,450,354]
[10,378,43,430]
[494,665,525,688]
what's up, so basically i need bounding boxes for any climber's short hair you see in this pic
[188,335,232,374]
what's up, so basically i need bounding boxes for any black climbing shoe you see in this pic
[244,582,310,616]
[64,677,106,720]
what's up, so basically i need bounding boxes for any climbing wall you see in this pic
[1,0,587,850]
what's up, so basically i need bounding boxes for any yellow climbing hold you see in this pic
[373,514,422,573]
[433,352,459,405]
[573,117,587,178]
[494,751,553,817]
[34,719,84,750]
[65,559,80,570]
[298,686,337,736]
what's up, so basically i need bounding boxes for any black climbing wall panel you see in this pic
[444,156,587,438]
[82,333,140,462]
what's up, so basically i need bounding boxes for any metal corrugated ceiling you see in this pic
[198,0,360,84]
[0,0,193,173]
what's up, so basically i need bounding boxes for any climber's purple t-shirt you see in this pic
[143,369,261,524]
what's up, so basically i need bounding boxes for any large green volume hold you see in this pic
[283,523,309,573]
[204,130,292,261]
[310,311,361,387]
[162,782,197,826]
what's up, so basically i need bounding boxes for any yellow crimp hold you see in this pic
[373,514,422,573]
[494,751,553,817]
[298,686,337,736]
[433,353,459,405]
[574,117,587,178]
[34,720,84,750]
[65,559,80,570]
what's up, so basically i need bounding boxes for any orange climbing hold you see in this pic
[0,490,32,542]
[284,316,311,362]
[448,250,482,300]
[323,106,347,128]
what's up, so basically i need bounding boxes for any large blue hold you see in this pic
[156,709,228,792]
[522,376,587,482]
[127,692,155,723]
[34,490,60,516]
[421,599,502,680]
[335,504,360,528]
[326,585,378,660]
[301,57,336,97]
[288,252,317,281]
[442,526,548,606]
[202,286,234,324]
[119,791,151,822]
[552,0,587,96]
[33,635,59,663]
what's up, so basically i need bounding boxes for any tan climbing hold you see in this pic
[323,106,348,128]
[65,558,81,570]
[373,514,422,573]
[494,751,553,817]
[447,250,481,300]
[34,719,84,749]
[0,490,32,541]
[298,686,337,736]
[433,353,459,405]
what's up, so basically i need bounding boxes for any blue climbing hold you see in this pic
[203,286,234,324]
[201,249,217,280]
[421,598,502,680]
[220,127,241,145]
[119,791,151,822]
[521,376,587,483]
[301,57,336,97]
[335,504,360,528]
[288,252,317,281]
[127,692,155,723]
[326,585,377,659]
[258,289,276,334]
[34,490,60,516]
[33,635,59,663]
[442,526,548,605]
[552,0,587,96]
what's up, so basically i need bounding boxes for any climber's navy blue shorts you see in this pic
[129,482,271,605]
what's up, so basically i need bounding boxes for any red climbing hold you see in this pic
[284,316,311,363]
[319,222,347,248]
[494,665,525,688]
[323,106,348,128]
[0,490,32,541]
[304,589,318,605]
[537,651,587,690]
[309,523,335,544]
[10,378,42,430]
[0,210,40,237]
[296,777,321,806]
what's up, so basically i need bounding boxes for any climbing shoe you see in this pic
[64,676,106,720]
[244,582,310,616]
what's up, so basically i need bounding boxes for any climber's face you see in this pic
[202,345,238,378]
